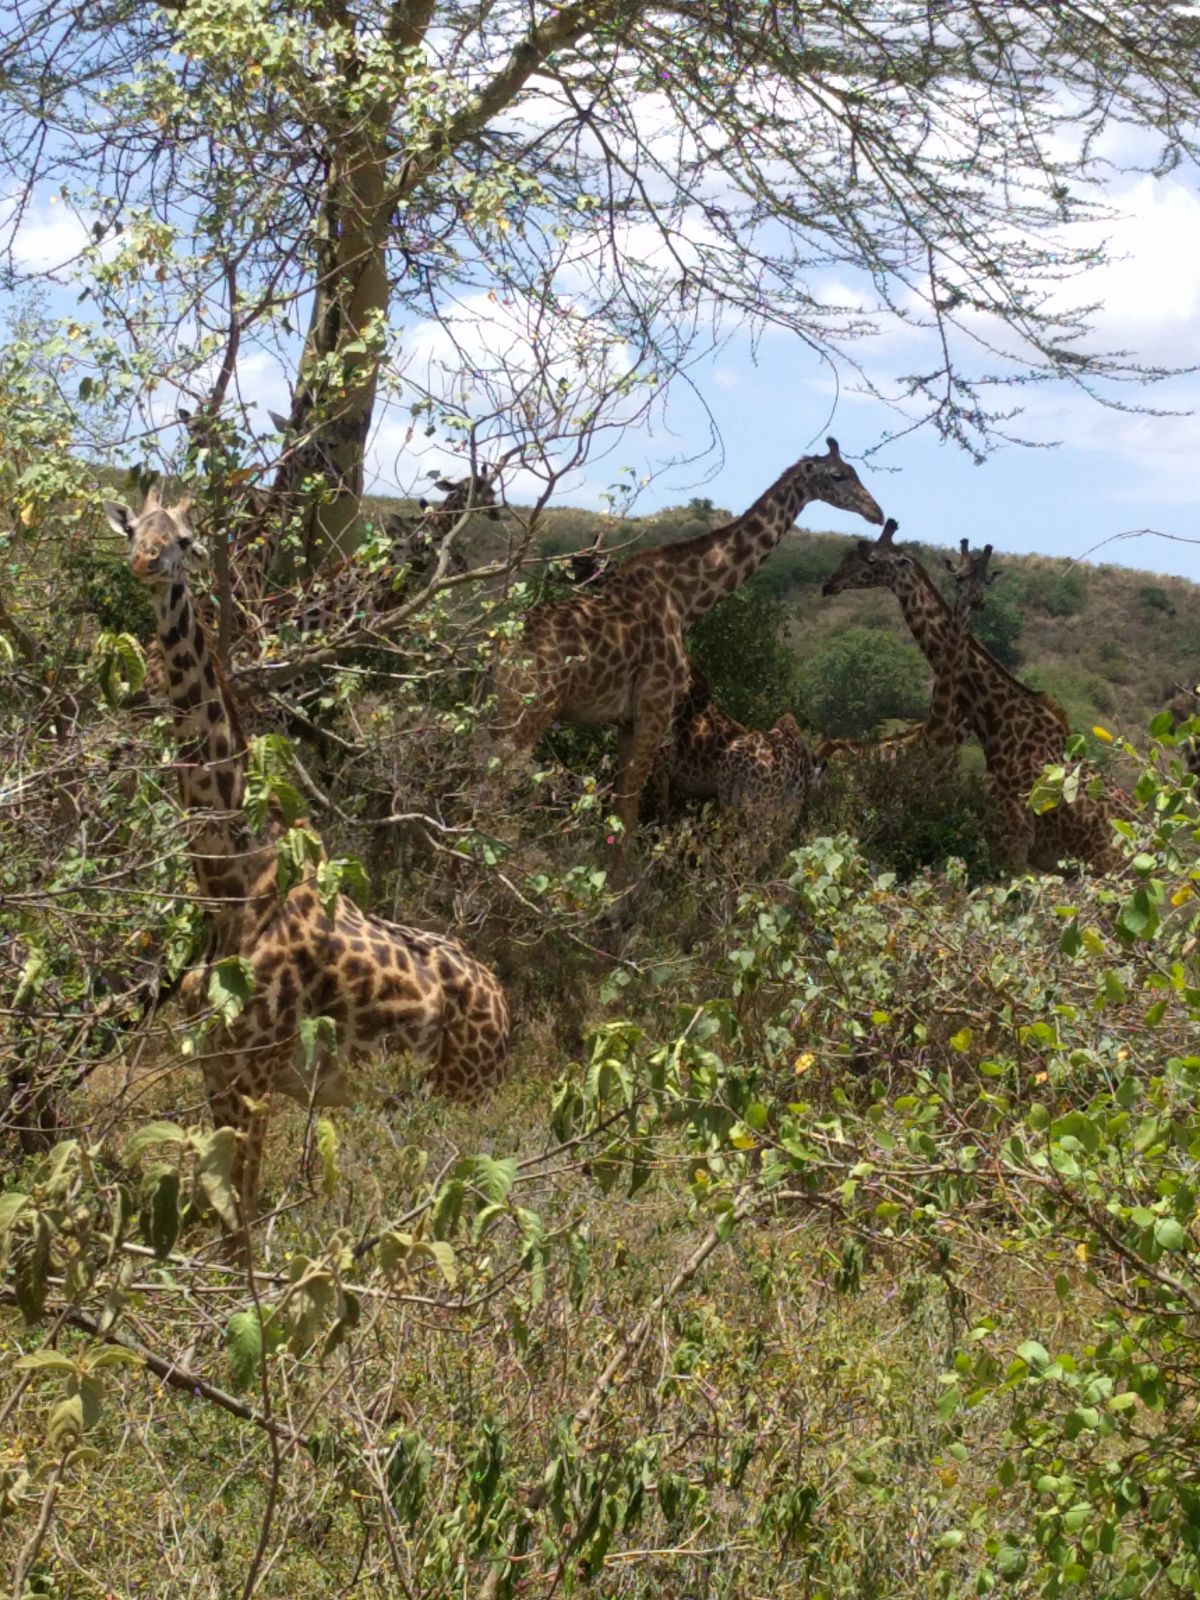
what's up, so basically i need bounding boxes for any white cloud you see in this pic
[8,195,93,273]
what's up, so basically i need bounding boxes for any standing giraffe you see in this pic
[495,439,882,854]
[106,487,510,1226]
[651,662,819,819]
[923,534,994,757]
[821,520,1118,872]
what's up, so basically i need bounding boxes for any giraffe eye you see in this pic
[177,534,192,552]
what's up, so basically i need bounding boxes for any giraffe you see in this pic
[494,439,883,857]
[651,662,819,819]
[922,535,995,757]
[105,487,510,1226]
[815,724,926,771]
[821,520,1119,873]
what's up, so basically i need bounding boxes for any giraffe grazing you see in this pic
[495,439,882,856]
[652,662,819,818]
[105,487,510,1227]
[821,520,1118,873]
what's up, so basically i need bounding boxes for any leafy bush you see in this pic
[1138,582,1175,616]
[795,625,928,737]
[686,583,801,728]
[816,739,999,880]
[1015,566,1087,617]
[971,579,1024,666]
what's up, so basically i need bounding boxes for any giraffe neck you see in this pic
[886,563,952,671]
[642,467,815,625]
[925,581,970,749]
[153,577,254,900]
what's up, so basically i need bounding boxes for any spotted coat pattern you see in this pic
[106,489,510,1226]
[652,663,818,817]
[821,522,1120,873]
[495,440,883,855]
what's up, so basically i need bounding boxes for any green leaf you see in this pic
[948,1028,973,1053]
[84,1346,143,1371]
[123,1121,186,1163]
[1154,1218,1188,1252]
[195,1127,241,1231]
[207,957,255,1029]
[47,1393,85,1450]
[996,1543,1027,1581]
[0,1191,30,1237]
[1059,919,1082,957]
[1016,1340,1050,1370]
[143,1167,180,1260]
[226,1310,266,1391]
[14,1350,76,1374]
[94,630,147,706]
[464,1155,517,1206]
[316,1118,339,1199]
[424,1240,458,1290]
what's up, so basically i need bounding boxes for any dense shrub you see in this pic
[1015,565,1087,617]
[971,579,1024,665]
[795,625,928,737]
[1138,582,1175,616]
[815,740,999,880]
[686,582,801,728]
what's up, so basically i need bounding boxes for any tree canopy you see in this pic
[1,1,1198,570]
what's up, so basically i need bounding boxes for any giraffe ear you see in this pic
[103,500,136,540]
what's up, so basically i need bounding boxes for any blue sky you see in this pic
[9,158,1200,582]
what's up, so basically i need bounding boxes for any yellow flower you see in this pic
[794,1052,815,1074]
[1092,726,1114,743]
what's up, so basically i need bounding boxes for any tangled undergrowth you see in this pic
[5,484,1200,1599]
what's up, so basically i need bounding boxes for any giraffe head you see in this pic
[799,438,884,526]
[820,515,914,596]
[419,468,502,522]
[945,538,995,616]
[104,486,203,587]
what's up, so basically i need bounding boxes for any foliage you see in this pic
[796,625,928,738]
[1016,567,1088,619]
[1138,583,1174,616]
[817,740,999,881]
[2,3,1198,572]
[971,579,1025,666]
[685,583,801,729]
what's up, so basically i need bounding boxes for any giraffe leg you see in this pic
[995,790,1035,874]
[202,1049,274,1230]
[613,701,673,850]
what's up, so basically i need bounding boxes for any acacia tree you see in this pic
[0,0,1198,574]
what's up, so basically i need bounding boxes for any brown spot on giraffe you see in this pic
[494,440,882,860]
[821,520,1121,872]
[651,662,820,823]
[107,487,511,1232]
